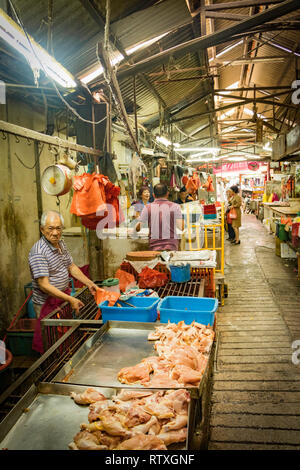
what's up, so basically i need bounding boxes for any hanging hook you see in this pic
[2,131,6,140]
[26,138,32,146]
[15,135,20,144]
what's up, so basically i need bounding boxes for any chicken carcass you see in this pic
[161,414,188,432]
[116,433,167,450]
[171,365,203,386]
[88,400,109,422]
[140,372,180,389]
[81,410,132,439]
[142,392,174,419]
[158,427,187,446]
[124,404,152,428]
[69,430,108,450]
[92,431,123,450]
[70,388,106,405]
[118,361,153,384]
[131,415,159,435]
[115,389,153,401]
[164,389,190,415]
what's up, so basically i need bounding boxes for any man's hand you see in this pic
[69,297,84,316]
[86,281,98,295]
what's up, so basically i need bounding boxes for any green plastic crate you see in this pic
[6,319,37,356]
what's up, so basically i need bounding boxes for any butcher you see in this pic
[28,210,98,354]
[134,183,184,251]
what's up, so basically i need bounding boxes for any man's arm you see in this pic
[37,277,84,316]
[176,217,185,231]
[68,263,98,294]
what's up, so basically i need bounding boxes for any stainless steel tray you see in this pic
[53,321,213,399]
[0,382,188,450]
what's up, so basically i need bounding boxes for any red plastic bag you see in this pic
[138,266,168,289]
[114,269,136,292]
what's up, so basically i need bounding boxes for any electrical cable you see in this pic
[14,143,44,169]
[8,0,107,126]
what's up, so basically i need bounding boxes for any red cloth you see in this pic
[32,289,71,355]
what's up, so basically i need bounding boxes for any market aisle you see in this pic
[208,213,300,450]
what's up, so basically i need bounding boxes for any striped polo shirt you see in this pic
[28,236,73,305]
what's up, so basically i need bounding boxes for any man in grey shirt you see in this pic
[29,210,98,317]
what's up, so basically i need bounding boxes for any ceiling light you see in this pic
[263,142,272,152]
[228,156,247,162]
[209,40,243,62]
[0,8,76,88]
[80,32,169,84]
[269,41,300,57]
[156,135,172,146]
[176,147,220,153]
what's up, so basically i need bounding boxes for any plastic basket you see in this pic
[6,319,37,356]
[169,264,191,283]
[99,296,159,323]
[157,296,218,326]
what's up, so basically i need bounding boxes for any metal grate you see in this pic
[154,280,204,297]
[41,281,103,351]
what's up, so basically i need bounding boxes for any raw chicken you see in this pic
[142,393,174,419]
[69,430,108,450]
[116,433,167,450]
[164,389,190,415]
[70,388,106,405]
[161,414,188,432]
[81,410,132,438]
[92,431,123,450]
[124,404,152,428]
[141,372,180,388]
[115,390,153,401]
[118,361,153,384]
[171,365,203,386]
[131,415,159,435]
[158,428,187,446]
[88,400,109,422]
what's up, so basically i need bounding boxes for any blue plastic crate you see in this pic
[158,296,218,326]
[99,296,159,323]
[169,264,191,283]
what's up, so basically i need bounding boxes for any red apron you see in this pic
[32,289,71,355]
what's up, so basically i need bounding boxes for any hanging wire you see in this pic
[8,0,107,126]
[14,142,44,169]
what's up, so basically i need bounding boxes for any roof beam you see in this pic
[203,0,285,11]
[116,0,300,80]
[78,0,169,119]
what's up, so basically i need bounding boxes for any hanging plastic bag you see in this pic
[114,269,136,292]
[138,266,168,289]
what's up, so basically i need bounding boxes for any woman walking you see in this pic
[229,185,242,245]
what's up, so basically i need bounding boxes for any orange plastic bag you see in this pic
[70,173,107,216]
[138,266,168,289]
[93,288,120,320]
[114,269,136,292]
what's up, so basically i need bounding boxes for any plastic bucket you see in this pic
[169,264,191,283]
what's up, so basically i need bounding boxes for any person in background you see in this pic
[182,169,189,187]
[29,210,98,354]
[225,189,235,242]
[135,183,184,251]
[228,185,242,245]
[175,186,194,205]
[130,186,151,218]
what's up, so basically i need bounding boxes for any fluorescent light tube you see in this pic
[0,8,76,88]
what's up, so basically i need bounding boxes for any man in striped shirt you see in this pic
[29,210,97,318]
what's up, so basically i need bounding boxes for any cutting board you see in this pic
[126,251,160,261]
